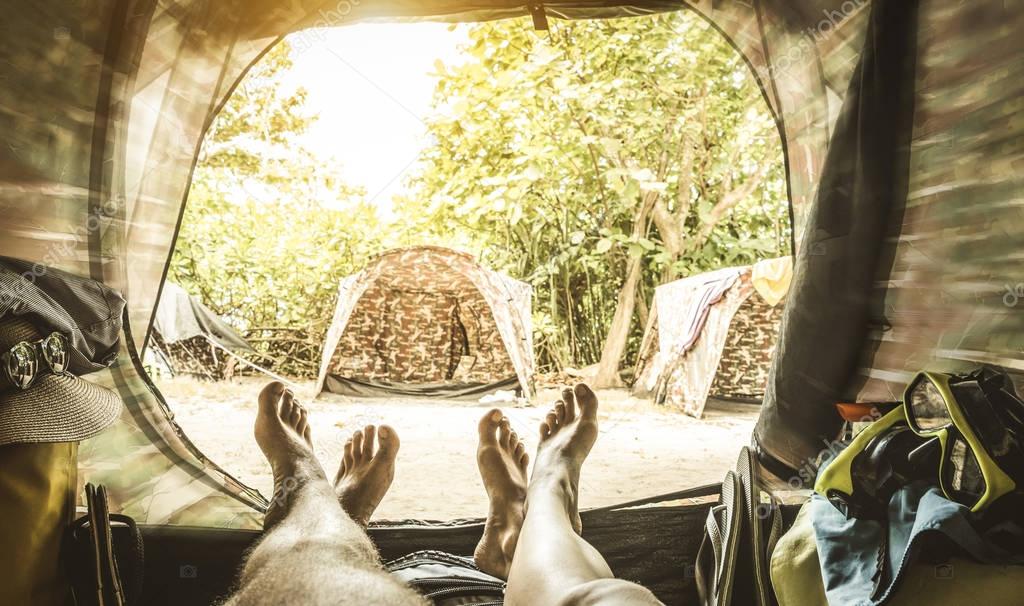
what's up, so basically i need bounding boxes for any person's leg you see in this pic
[505,384,663,606]
[223,382,424,606]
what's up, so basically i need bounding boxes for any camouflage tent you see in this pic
[633,264,787,418]
[0,0,1019,536]
[315,247,534,399]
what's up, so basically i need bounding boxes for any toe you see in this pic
[281,390,297,423]
[518,450,529,471]
[562,387,577,421]
[296,406,309,435]
[499,418,512,447]
[351,430,365,463]
[544,412,558,435]
[258,382,286,418]
[555,402,566,424]
[574,383,598,420]
[362,425,376,459]
[343,440,354,472]
[302,424,312,444]
[377,425,400,458]
[514,442,525,459]
[478,409,502,444]
[508,431,519,451]
[540,419,552,439]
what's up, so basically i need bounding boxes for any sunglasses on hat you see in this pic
[1,332,72,391]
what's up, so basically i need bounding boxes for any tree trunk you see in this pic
[593,253,644,388]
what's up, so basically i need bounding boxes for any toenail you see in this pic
[379,427,389,438]
[491,410,502,421]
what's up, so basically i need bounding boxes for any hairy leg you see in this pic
[223,382,423,606]
[505,384,663,606]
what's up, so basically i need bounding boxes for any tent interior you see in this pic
[316,246,534,399]
[0,0,1021,604]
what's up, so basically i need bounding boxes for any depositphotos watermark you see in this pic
[754,0,868,95]
[785,406,883,491]
[0,198,121,308]
[289,0,364,55]
[1003,283,1024,307]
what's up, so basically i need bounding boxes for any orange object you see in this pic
[836,402,900,423]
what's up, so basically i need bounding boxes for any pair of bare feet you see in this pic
[253,381,599,579]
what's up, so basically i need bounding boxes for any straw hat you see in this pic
[0,317,121,446]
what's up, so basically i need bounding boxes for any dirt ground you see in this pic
[159,376,759,520]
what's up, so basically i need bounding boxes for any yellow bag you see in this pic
[0,441,77,606]
[771,502,1024,606]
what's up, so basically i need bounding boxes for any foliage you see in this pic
[170,42,393,377]
[396,12,789,373]
[172,13,788,379]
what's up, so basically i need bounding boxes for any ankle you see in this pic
[487,489,526,512]
[528,473,577,511]
[273,455,322,483]
[529,468,574,496]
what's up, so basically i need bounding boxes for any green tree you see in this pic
[398,12,789,383]
[170,42,391,377]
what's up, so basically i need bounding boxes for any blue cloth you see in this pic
[810,481,1024,606]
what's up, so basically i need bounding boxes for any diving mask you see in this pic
[815,405,937,520]
[904,368,1024,512]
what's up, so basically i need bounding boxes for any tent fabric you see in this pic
[709,289,785,401]
[756,0,925,470]
[657,267,742,359]
[0,0,1018,526]
[316,246,534,398]
[152,282,254,352]
[634,267,783,418]
[633,267,743,396]
[323,375,520,401]
[660,277,753,418]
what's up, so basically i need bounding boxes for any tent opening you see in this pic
[4,0,1020,601]
[145,8,788,524]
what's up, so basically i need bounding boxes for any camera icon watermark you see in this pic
[179,564,199,579]
[1003,283,1024,307]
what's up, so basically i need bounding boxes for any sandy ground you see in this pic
[159,376,759,520]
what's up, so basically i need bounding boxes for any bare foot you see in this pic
[474,409,529,579]
[532,383,599,534]
[333,424,400,527]
[254,382,317,528]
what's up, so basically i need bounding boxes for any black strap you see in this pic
[67,484,143,606]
